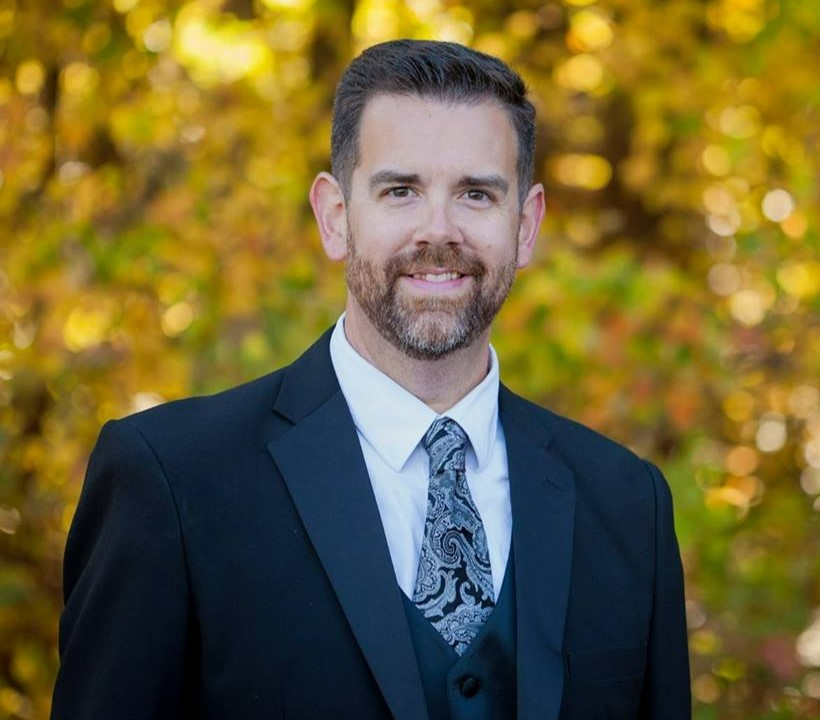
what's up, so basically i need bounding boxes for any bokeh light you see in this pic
[2,3,819,719]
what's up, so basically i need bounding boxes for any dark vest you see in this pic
[401,552,517,720]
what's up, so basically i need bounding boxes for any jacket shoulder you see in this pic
[501,386,644,469]
[119,366,287,439]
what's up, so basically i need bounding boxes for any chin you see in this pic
[387,311,478,360]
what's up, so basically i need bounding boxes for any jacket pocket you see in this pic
[567,644,647,684]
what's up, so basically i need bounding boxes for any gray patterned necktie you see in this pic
[412,417,495,655]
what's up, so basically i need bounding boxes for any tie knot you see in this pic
[422,417,467,475]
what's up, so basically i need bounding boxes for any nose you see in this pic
[413,197,463,246]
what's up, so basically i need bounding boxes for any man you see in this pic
[52,40,690,719]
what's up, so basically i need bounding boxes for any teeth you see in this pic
[415,272,461,283]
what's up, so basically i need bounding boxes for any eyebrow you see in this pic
[459,174,510,196]
[368,170,510,196]
[368,170,421,192]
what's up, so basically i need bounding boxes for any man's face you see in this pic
[338,95,539,360]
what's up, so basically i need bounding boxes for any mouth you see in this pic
[400,269,472,297]
[409,271,465,283]
[388,246,485,287]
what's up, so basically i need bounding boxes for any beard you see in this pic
[345,236,518,360]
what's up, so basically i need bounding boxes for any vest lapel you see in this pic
[501,387,576,720]
[267,334,427,720]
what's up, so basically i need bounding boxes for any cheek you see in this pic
[348,219,401,259]
[476,234,520,266]
[469,214,519,246]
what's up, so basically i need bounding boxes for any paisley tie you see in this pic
[412,417,495,655]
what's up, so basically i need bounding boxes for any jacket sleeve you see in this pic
[51,419,197,720]
[639,461,692,719]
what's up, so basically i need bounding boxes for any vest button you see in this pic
[459,675,480,698]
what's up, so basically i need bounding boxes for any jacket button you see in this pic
[459,676,480,698]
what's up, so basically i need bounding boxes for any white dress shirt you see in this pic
[329,315,512,599]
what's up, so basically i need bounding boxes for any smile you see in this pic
[411,272,464,283]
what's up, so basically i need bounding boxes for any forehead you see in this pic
[354,94,519,180]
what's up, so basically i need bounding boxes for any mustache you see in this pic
[383,246,487,280]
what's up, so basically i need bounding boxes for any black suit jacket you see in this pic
[52,330,690,719]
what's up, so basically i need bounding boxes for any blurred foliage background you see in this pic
[1,0,819,718]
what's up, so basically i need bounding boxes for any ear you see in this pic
[516,183,545,269]
[309,172,348,261]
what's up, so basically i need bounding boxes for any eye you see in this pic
[464,188,492,203]
[385,186,414,199]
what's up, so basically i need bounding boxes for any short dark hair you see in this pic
[331,39,536,204]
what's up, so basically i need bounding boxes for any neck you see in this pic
[342,310,492,414]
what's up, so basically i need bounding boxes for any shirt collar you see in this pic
[329,314,500,472]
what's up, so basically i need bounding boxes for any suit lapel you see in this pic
[501,387,576,720]
[266,334,427,720]
[264,335,575,720]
